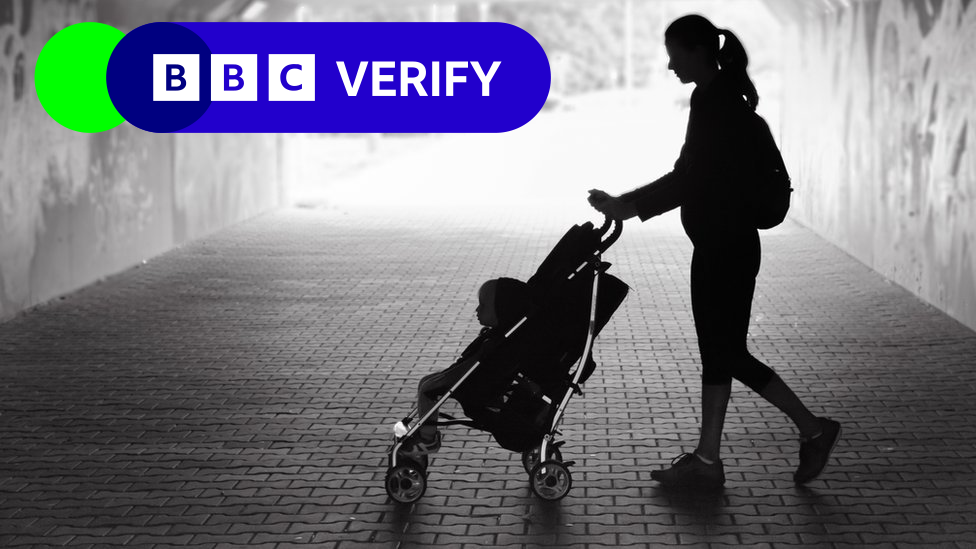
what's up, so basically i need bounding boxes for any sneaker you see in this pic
[651,452,725,489]
[398,430,442,460]
[794,417,841,485]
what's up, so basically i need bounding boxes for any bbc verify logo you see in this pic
[152,54,316,102]
[153,54,501,102]
[95,21,548,133]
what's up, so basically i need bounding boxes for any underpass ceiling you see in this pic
[100,0,869,28]
[169,0,864,23]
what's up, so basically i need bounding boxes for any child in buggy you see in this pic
[397,277,531,460]
[385,216,628,504]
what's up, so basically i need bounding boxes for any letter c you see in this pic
[281,64,303,91]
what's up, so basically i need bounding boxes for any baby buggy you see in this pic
[385,216,628,503]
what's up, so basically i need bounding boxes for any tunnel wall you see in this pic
[780,0,976,332]
[0,0,283,321]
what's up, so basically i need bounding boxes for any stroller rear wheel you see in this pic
[529,460,572,501]
[385,459,427,504]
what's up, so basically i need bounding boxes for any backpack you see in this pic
[750,113,793,229]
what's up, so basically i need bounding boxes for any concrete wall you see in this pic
[780,0,976,332]
[0,0,283,321]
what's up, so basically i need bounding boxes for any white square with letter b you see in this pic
[211,54,258,102]
[153,54,199,102]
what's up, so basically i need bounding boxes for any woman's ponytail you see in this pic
[665,16,760,111]
[718,28,759,110]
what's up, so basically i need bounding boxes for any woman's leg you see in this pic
[758,373,821,439]
[704,233,820,439]
[689,245,739,463]
[688,233,818,457]
[695,234,840,483]
[751,363,841,485]
[648,248,730,487]
[694,381,732,462]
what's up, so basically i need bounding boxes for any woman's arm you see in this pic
[619,169,685,221]
[588,84,748,222]
[590,155,690,222]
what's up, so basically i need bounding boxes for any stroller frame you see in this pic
[386,215,624,503]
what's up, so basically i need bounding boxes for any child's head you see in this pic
[476,277,530,328]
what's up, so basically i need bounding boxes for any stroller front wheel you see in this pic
[385,459,427,504]
[522,443,564,475]
[529,460,572,501]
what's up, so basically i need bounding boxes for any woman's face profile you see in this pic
[665,41,705,85]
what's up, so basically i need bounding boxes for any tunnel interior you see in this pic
[0,0,974,333]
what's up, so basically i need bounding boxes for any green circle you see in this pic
[35,22,126,133]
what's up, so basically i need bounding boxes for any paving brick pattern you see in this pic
[1,206,975,548]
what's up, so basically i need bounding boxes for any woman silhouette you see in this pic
[589,14,840,488]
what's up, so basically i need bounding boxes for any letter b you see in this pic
[211,54,257,102]
[224,65,243,91]
[166,64,186,91]
[153,54,199,101]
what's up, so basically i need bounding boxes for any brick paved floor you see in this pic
[1,206,975,548]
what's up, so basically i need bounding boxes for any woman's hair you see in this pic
[664,14,759,110]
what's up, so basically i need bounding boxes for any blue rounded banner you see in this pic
[106,22,552,133]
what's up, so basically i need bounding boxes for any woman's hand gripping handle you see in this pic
[587,189,637,221]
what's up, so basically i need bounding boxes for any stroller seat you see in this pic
[386,216,628,503]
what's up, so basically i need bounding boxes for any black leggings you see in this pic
[690,231,775,392]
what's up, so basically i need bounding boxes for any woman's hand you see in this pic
[588,189,637,221]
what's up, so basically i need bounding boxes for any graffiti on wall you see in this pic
[0,0,92,315]
[0,0,166,318]
[0,0,282,321]
[782,0,976,331]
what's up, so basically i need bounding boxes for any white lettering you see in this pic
[432,62,440,97]
[372,61,396,97]
[333,61,501,97]
[337,61,368,96]
[400,61,427,97]
[446,61,467,97]
[471,61,501,97]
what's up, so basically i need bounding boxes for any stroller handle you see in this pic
[596,214,624,253]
